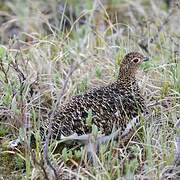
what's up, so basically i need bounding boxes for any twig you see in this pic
[69,159,97,180]
[31,151,51,180]
[43,62,80,180]
[138,7,177,53]
[0,52,10,84]
[174,119,180,166]
[10,58,26,86]
[150,8,175,43]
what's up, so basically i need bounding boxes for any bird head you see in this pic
[118,52,149,83]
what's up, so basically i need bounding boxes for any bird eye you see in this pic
[132,58,140,63]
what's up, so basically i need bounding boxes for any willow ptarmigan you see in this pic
[47,52,149,142]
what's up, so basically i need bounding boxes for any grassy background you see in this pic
[0,0,180,179]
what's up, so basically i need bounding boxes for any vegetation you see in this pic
[0,0,179,179]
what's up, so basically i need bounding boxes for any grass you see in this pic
[0,0,180,179]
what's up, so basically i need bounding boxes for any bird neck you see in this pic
[117,66,137,88]
[116,78,137,89]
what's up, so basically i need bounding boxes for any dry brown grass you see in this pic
[0,0,180,179]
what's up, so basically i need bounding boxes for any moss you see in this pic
[0,124,9,136]
[0,151,25,178]
[0,139,25,178]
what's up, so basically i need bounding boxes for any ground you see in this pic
[0,0,180,179]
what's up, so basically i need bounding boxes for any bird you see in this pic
[43,52,149,142]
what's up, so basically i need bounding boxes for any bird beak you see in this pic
[143,57,149,62]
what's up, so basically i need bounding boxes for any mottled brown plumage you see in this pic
[47,52,149,139]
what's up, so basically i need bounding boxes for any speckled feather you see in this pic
[45,52,148,139]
